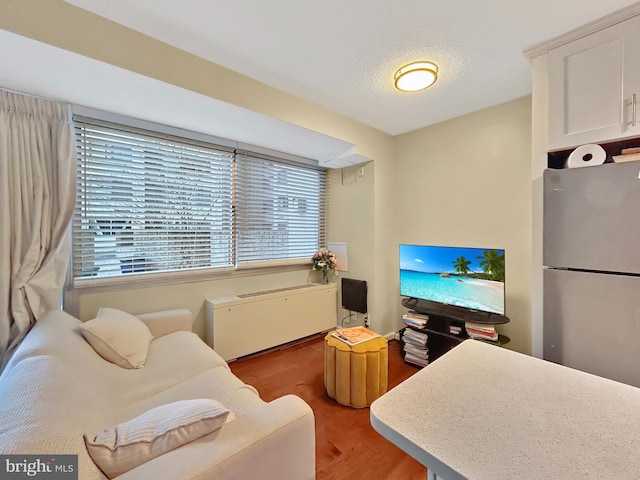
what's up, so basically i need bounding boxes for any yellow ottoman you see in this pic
[324,331,388,408]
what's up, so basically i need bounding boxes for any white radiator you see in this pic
[205,283,337,361]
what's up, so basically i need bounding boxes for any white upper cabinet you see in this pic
[548,15,640,151]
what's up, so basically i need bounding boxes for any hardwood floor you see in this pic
[229,334,426,480]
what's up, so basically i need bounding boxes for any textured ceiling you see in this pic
[64,0,639,135]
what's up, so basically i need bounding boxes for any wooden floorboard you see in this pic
[230,334,426,480]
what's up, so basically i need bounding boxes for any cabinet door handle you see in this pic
[633,93,637,127]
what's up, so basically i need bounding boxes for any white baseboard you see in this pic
[384,331,399,341]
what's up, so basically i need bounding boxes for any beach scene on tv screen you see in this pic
[400,245,505,315]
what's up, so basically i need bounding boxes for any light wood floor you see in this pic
[229,334,426,480]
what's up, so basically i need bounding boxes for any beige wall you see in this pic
[389,96,533,354]
[327,164,376,328]
[74,269,312,339]
[0,1,533,351]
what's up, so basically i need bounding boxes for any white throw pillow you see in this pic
[84,399,230,478]
[79,308,153,369]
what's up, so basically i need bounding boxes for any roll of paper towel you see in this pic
[566,144,606,168]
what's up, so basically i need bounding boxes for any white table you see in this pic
[370,339,640,480]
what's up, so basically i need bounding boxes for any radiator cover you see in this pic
[206,283,337,361]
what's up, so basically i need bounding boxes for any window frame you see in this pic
[69,106,326,290]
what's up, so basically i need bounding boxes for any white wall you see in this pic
[388,96,533,354]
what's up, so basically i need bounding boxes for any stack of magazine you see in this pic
[402,327,428,367]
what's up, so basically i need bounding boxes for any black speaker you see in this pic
[341,278,367,313]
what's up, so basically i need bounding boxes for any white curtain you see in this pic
[0,90,76,368]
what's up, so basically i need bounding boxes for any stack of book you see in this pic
[612,147,640,163]
[465,322,498,342]
[449,323,463,336]
[402,311,429,329]
[402,328,428,367]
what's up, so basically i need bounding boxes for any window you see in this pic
[236,152,325,267]
[72,115,326,281]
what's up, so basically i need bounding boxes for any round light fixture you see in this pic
[394,61,439,92]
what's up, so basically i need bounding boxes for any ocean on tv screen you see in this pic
[400,270,504,315]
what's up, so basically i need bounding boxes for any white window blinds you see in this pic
[72,115,326,281]
[235,152,326,267]
[73,117,234,279]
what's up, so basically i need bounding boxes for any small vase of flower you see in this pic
[311,247,338,284]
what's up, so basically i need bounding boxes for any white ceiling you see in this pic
[63,0,640,135]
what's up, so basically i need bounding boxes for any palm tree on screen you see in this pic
[477,249,505,282]
[452,256,471,275]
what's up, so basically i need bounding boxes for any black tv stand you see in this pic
[400,298,510,368]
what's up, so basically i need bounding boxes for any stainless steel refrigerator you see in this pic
[543,161,640,387]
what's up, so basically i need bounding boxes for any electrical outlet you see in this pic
[357,167,365,177]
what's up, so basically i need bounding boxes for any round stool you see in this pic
[324,331,388,408]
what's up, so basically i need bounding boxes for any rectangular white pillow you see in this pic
[84,399,230,478]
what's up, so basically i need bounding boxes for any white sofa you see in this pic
[0,309,315,479]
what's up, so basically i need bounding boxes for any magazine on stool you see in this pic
[331,326,381,346]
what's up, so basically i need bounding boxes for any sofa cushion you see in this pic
[80,308,153,369]
[119,368,261,423]
[85,399,230,479]
[111,331,230,409]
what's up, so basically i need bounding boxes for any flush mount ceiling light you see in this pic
[394,61,439,92]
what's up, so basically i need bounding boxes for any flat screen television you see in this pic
[399,244,506,319]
